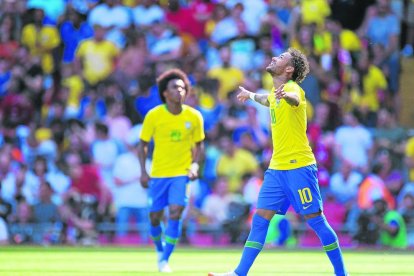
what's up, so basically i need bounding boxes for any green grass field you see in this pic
[0,246,413,275]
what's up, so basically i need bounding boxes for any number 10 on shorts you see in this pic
[298,188,312,204]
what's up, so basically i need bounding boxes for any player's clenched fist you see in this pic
[140,171,150,188]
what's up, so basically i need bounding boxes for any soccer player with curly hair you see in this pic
[209,48,348,276]
[138,68,205,273]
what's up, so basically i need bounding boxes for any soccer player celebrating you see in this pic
[138,69,205,273]
[209,48,348,276]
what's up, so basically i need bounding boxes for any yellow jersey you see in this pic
[301,0,331,27]
[361,65,387,112]
[405,137,414,182]
[207,67,244,100]
[140,104,205,177]
[21,24,60,74]
[75,39,119,85]
[268,81,316,170]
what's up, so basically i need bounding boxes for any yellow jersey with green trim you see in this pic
[267,81,316,170]
[140,104,205,177]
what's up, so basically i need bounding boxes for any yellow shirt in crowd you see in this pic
[21,24,60,74]
[62,75,84,109]
[301,0,331,27]
[208,66,244,101]
[217,149,259,193]
[406,137,414,182]
[76,39,119,85]
[361,65,387,112]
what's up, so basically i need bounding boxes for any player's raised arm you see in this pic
[237,86,270,107]
[274,85,300,107]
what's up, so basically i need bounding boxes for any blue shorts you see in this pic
[257,164,323,216]
[149,176,190,212]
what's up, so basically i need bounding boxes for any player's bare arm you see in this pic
[237,86,270,107]
[137,139,150,188]
[275,85,300,107]
[188,141,204,180]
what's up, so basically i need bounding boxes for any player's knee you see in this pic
[255,209,275,220]
[169,207,184,220]
[149,213,162,226]
[307,214,337,242]
[303,211,322,220]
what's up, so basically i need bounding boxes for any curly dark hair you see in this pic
[157,68,191,103]
[288,48,310,83]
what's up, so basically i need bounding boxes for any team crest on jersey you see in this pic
[185,122,191,129]
[276,99,281,108]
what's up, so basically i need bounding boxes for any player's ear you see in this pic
[286,65,294,73]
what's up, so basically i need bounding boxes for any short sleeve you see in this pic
[140,111,155,142]
[192,110,205,143]
[284,82,303,108]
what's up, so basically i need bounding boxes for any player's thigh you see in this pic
[168,176,190,207]
[285,164,323,216]
[257,169,290,214]
[149,178,170,212]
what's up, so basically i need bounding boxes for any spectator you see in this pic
[9,197,33,244]
[300,0,331,28]
[0,13,21,60]
[0,216,8,244]
[75,24,119,86]
[60,7,94,64]
[210,2,246,45]
[201,176,234,229]
[405,135,414,183]
[357,163,395,211]
[21,8,60,75]
[372,193,407,249]
[355,50,388,126]
[216,136,259,193]
[132,0,164,30]
[360,0,400,95]
[91,122,122,188]
[334,109,373,173]
[188,0,215,41]
[146,21,183,63]
[207,46,244,101]
[398,192,414,246]
[112,126,149,241]
[87,0,131,49]
[373,108,406,168]
[61,63,84,118]
[330,159,363,205]
[104,98,132,143]
[329,158,363,234]
[115,31,148,91]
[32,181,62,244]
[375,150,404,198]
[26,0,66,23]
[63,151,111,218]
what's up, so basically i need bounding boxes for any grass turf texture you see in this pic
[0,246,413,275]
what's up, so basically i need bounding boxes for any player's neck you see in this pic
[272,75,290,89]
[165,102,183,115]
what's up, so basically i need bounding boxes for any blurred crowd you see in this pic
[0,0,414,248]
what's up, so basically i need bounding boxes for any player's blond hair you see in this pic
[288,48,310,83]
